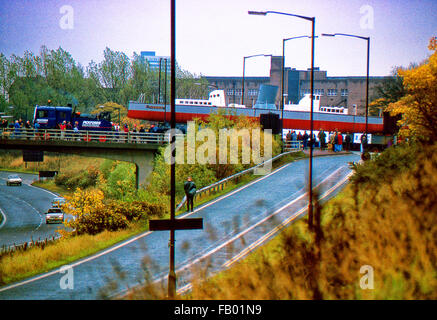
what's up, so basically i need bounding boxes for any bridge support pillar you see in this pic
[84,150,155,189]
[54,149,156,189]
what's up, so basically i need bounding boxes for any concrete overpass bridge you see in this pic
[0,128,168,189]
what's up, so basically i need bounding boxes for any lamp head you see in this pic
[248,11,267,16]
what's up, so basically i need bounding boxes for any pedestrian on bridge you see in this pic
[74,121,79,140]
[34,121,41,140]
[13,120,21,139]
[184,177,197,212]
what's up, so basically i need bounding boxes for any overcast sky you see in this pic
[0,0,436,77]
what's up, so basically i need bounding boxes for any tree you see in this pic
[98,47,132,103]
[386,37,437,141]
[370,67,405,116]
[176,67,209,99]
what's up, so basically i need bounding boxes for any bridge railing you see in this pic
[283,140,303,151]
[0,128,167,145]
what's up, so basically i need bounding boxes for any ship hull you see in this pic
[128,102,383,133]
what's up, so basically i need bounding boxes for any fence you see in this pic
[0,128,167,145]
[283,140,303,151]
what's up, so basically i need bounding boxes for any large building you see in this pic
[203,76,270,107]
[204,56,390,115]
[140,51,171,73]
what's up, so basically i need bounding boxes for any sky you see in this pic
[0,0,436,77]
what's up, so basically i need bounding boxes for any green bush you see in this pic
[350,142,420,186]
[107,200,168,221]
[55,165,100,190]
[99,162,136,200]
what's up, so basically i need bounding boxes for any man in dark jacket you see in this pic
[184,176,196,212]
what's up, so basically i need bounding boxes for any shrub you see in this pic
[350,142,420,186]
[62,188,128,236]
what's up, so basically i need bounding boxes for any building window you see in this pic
[327,89,337,96]
[315,89,324,96]
[341,89,348,96]
[227,89,234,96]
[234,89,242,96]
[300,89,311,96]
[248,89,258,96]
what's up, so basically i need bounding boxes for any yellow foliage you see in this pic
[387,37,437,140]
[62,188,128,236]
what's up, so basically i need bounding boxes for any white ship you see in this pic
[284,94,349,115]
[176,90,348,114]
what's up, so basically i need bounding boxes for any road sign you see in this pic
[149,218,203,231]
[39,171,58,178]
[23,150,44,162]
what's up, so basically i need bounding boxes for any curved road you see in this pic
[0,154,360,299]
[0,172,63,249]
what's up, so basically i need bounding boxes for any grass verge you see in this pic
[0,221,147,286]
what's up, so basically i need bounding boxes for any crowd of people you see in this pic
[285,129,354,152]
[0,117,165,144]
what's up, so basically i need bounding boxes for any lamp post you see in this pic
[321,33,370,145]
[281,35,316,149]
[164,58,168,123]
[241,54,272,106]
[169,0,177,299]
[249,10,316,229]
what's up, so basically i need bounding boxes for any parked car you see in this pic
[6,174,22,186]
[51,197,66,208]
[45,207,64,224]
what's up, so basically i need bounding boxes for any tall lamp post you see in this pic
[281,35,316,148]
[321,33,370,148]
[241,54,272,106]
[249,10,316,229]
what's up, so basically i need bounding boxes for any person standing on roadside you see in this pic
[337,131,343,152]
[184,176,196,212]
[345,132,352,151]
[318,129,326,150]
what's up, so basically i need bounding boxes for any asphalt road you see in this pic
[0,172,63,249]
[0,154,360,299]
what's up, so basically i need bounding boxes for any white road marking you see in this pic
[0,206,7,229]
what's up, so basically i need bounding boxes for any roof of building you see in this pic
[203,76,270,81]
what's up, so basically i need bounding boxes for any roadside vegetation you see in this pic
[0,113,289,286]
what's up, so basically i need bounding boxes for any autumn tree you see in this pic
[369,67,406,116]
[386,37,437,140]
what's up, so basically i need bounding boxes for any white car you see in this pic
[6,174,22,186]
[45,207,65,224]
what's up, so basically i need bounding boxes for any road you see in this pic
[0,154,360,299]
[0,172,63,249]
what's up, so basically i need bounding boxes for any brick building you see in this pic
[203,76,270,107]
[204,56,390,115]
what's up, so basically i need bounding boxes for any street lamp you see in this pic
[321,33,370,144]
[249,10,316,229]
[241,54,272,106]
[281,35,316,149]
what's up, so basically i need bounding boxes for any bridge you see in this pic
[0,128,168,189]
